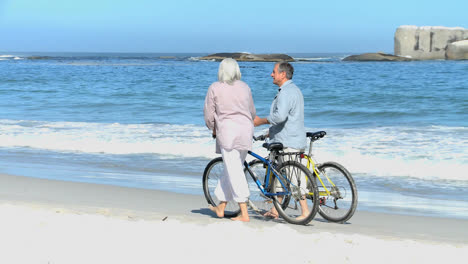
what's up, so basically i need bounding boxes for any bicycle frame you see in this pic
[305,139,336,197]
[244,150,290,197]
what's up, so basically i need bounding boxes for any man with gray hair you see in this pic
[254,61,308,219]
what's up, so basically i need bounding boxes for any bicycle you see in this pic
[303,131,358,223]
[202,137,320,225]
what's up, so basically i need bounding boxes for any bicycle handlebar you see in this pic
[216,131,326,142]
[253,134,267,141]
[214,134,267,141]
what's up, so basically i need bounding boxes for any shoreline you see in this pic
[1,172,468,244]
[1,173,468,263]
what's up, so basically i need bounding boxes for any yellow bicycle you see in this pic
[303,131,358,223]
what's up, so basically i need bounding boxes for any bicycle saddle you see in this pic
[262,142,284,151]
[306,131,326,141]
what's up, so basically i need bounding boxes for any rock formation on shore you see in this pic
[199,53,294,62]
[446,40,468,60]
[342,52,412,61]
[394,25,468,60]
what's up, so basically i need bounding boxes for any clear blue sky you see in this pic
[1,0,467,53]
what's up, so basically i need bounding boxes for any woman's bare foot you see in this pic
[231,215,250,222]
[208,205,224,218]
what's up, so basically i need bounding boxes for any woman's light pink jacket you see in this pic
[204,80,256,154]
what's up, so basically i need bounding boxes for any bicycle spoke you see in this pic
[271,161,319,225]
[316,162,357,223]
[246,160,275,216]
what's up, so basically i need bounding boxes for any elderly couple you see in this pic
[203,59,306,222]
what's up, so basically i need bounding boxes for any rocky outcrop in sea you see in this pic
[446,40,468,60]
[394,25,468,60]
[199,53,294,62]
[342,52,411,61]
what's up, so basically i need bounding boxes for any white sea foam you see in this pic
[0,119,271,160]
[188,56,213,62]
[0,55,24,59]
[0,119,218,158]
[323,149,468,182]
[0,55,23,60]
[295,57,332,61]
[308,125,468,181]
[0,119,466,182]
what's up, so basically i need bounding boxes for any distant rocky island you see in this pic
[342,52,411,61]
[199,53,294,62]
[344,25,468,61]
[202,26,468,63]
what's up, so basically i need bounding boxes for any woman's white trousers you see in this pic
[215,148,250,203]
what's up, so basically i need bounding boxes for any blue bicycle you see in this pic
[203,137,320,225]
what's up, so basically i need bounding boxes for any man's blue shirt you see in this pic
[267,80,306,150]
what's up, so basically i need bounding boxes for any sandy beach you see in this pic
[1,172,467,264]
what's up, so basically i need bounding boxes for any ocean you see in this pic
[1,52,467,219]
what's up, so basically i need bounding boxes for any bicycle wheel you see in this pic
[316,162,357,223]
[245,159,275,216]
[202,157,240,217]
[271,161,319,225]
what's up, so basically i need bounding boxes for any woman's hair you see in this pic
[218,58,241,85]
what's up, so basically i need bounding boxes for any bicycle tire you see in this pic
[202,157,240,217]
[272,161,319,225]
[316,162,358,223]
[245,159,275,216]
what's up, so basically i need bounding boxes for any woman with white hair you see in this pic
[204,58,256,222]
